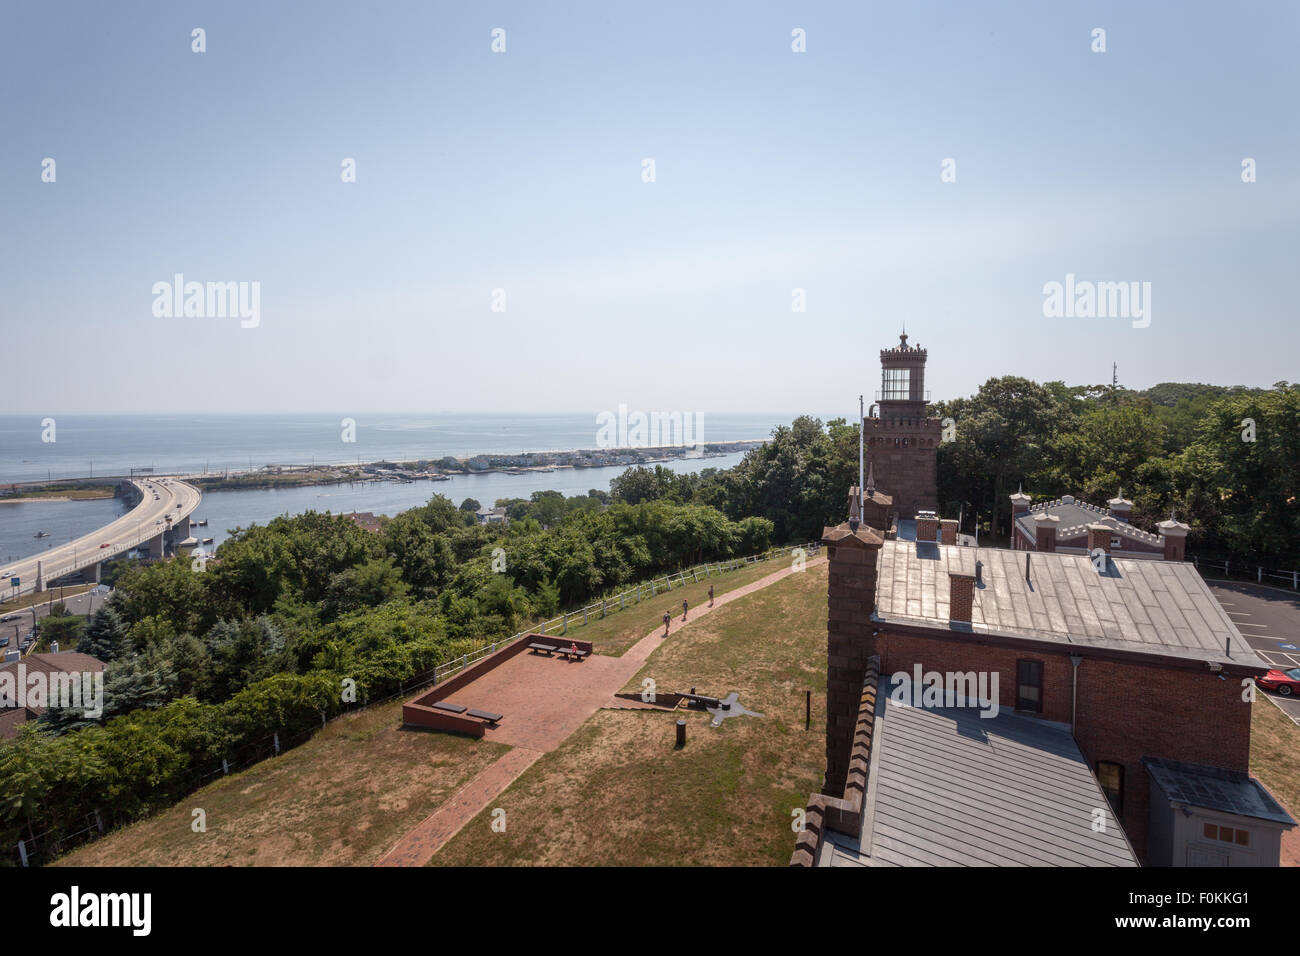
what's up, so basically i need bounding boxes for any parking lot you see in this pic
[0,585,111,654]
[1208,580,1300,722]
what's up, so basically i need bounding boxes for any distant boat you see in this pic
[34,531,49,538]
[201,537,213,544]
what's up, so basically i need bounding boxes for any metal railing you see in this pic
[428,540,820,680]
[1191,555,1300,590]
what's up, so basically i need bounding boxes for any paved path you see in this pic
[376,747,543,867]
[377,554,825,866]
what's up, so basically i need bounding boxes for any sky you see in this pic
[2,0,1297,418]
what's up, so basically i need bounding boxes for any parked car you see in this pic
[0,613,19,623]
[1257,667,1300,696]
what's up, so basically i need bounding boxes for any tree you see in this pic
[936,377,1071,539]
[77,605,129,663]
[34,612,83,652]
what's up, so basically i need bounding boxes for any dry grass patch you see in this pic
[432,563,829,866]
[55,700,509,867]
[1251,695,1300,816]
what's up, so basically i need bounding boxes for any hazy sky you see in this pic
[3,1,1297,417]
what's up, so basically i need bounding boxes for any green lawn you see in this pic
[535,558,803,657]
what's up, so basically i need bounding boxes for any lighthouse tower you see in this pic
[864,332,940,519]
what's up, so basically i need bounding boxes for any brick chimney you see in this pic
[1009,487,1032,548]
[1086,523,1112,555]
[949,572,975,623]
[916,513,939,543]
[939,519,958,545]
[1033,513,1059,552]
[1107,490,1133,523]
[1158,514,1190,561]
[822,508,884,797]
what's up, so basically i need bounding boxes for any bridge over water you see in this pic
[3,477,201,598]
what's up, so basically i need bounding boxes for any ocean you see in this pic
[0,412,809,482]
[0,412,823,563]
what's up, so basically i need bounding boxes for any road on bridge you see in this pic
[0,478,201,600]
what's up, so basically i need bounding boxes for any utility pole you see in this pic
[858,394,865,518]
[1112,362,1118,387]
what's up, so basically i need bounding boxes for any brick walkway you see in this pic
[376,747,543,867]
[377,555,825,866]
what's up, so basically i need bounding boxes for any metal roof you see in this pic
[1015,497,1163,547]
[824,697,1139,866]
[874,539,1264,669]
[1143,757,1296,826]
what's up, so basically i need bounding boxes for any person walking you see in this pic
[682,598,688,622]
[708,584,714,607]
[663,610,671,636]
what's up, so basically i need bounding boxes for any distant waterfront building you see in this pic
[475,507,508,526]
[345,511,383,534]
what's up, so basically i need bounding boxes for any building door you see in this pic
[1186,844,1229,867]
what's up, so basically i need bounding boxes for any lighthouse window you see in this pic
[882,367,910,400]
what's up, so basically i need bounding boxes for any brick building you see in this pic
[864,332,939,519]
[1010,489,1190,561]
[795,498,1293,867]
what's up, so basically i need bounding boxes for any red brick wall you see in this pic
[948,573,975,622]
[1035,523,1057,552]
[824,533,881,796]
[864,417,939,519]
[873,629,1254,862]
[1087,526,1111,553]
[402,634,594,734]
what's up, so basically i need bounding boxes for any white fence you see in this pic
[1192,556,1300,590]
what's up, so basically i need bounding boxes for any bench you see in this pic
[467,708,503,725]
[528,642,557,656]
[557,647,589,662]
[432,701,467,714]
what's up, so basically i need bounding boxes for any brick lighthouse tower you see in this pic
[864,332,939,519]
